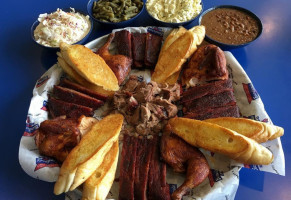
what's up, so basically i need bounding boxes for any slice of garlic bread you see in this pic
[54,114,123,195]
[205,117,284,143]
[82,141,119,200]
[169,117,273,165]
[60,43,119,91]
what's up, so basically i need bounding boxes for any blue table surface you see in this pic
[0,0,290,199]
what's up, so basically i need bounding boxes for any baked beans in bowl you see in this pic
[199,5,263,48]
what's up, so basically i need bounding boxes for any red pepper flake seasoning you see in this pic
[201,8,260,45]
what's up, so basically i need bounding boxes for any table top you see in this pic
[0,0,290,199]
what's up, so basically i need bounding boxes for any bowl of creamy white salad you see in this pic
[145,0,203,27]
[31,8,93,49]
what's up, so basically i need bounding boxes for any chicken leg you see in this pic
[161,125,210,200]
[96,33,132,85]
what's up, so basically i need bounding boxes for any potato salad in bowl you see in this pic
[146,0,202,23]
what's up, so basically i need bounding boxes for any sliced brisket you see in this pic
[119,135,138,200]
[115,30,132,58]
[148,136,171,200]
[48,97,93,119]
[132,32,146,67]
[144,33,163,68]
[59,79,107,101]
[134,138,153,200]
[53,85,104,110]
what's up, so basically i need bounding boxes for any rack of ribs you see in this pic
[182,79,240,120]
[184,90,237,112]
[181,79,233,103]
[184,104,240,120]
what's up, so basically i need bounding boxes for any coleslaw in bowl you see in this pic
[31,8,93,49]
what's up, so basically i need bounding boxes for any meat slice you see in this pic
[35,117,81,162]
[96,33,132,85]
[115,30,132,58]
[119,135,138,200]
[132,32,146,67]
[134,138,153,200]
[59,79,107,101]
[49,97,94,119]
[148,136,171,200]
[184,104,240,120]
[184,90,236,112]
[53,85,104,110]
[182,79,233,103]
[161,128,210,200]
[144,33,163,67]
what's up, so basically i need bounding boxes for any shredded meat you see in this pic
[113,76,180,136]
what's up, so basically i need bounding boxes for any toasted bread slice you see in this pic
[184,26,206,60]
[160,27,187,85]
[54,114,123,195]
[159,26,187,59]
[168,117,273,165]
[60,43,119,91]
[204,117,284,143]
[57,57,115,97]
[152,26,205,83]
[82,141,119,200]
[151,31,194,83]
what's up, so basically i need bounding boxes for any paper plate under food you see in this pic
[19,27,285,200]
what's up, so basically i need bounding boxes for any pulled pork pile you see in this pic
[113,76,180,136]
